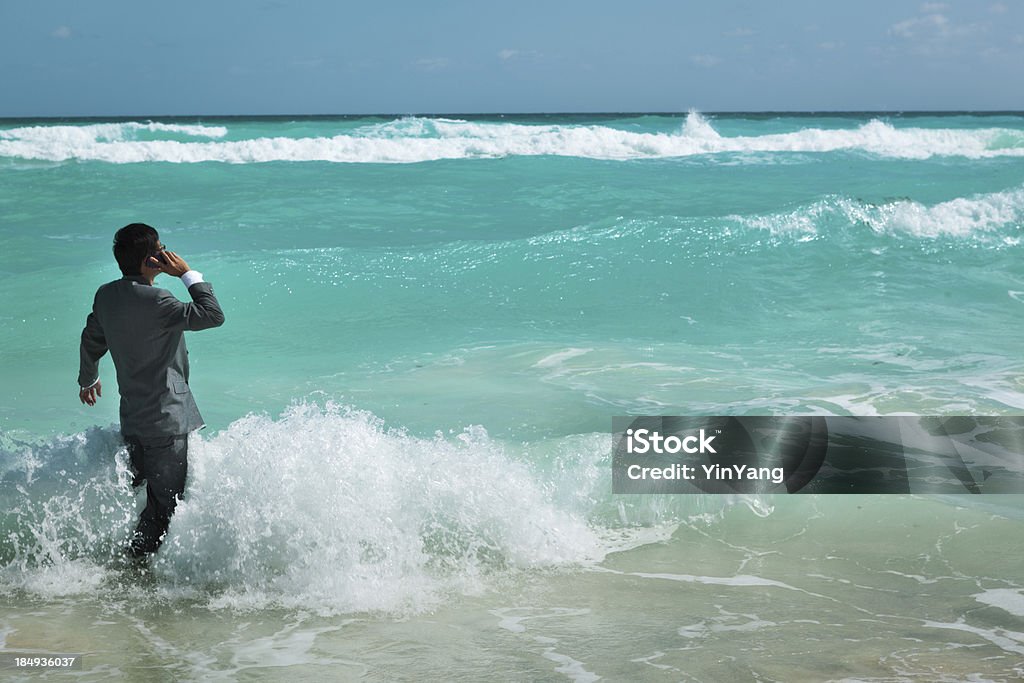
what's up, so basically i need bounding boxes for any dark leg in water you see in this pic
[124,434,188,558]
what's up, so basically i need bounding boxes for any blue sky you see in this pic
[2,0,1022,115]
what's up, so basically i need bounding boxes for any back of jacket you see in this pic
[79,275,225,438]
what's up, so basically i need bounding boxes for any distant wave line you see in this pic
[1,112,1023,164]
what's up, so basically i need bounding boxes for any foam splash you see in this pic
[2,113,1022,163]
[0,403,693,614]
[160,403,610,614]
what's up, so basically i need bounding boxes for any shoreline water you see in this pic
[3,495,1023,681]
[2,111,1022,679]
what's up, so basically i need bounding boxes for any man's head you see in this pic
[113,223,162,276]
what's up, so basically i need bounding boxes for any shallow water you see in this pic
[2,112,1023,680]
[4,495,1023,681]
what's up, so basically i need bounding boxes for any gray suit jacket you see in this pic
[79,275,225,438]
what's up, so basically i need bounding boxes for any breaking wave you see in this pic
[0,403,712,614]
[2,112,1022,164]
[731,185,1024,240]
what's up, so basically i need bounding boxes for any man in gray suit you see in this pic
[78,223,225,559]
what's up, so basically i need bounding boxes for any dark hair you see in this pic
[113,223,160,275]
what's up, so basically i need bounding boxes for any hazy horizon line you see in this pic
[2,109,1023,122]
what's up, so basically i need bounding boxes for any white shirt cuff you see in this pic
[181,270,205,288]
[80,377,99,389]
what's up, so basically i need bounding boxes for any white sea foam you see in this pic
[922,618,1024,657]
[0,403,687,614]
[732,185,1024,239]
[2,113,1022,163]
[532,347,594,369]
[974,588,1024,617]
[0,121,226,145]
[161,403,611,614]
[844,187,1024,238]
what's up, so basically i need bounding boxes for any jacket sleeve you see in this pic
[78,304,108,387]
[157,281,226,332]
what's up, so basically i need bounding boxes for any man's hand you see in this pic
[79,381,102,406]
[157,251,191,278]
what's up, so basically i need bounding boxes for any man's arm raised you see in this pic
[156,250,226,331]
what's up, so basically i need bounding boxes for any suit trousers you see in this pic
[124,433,188,557]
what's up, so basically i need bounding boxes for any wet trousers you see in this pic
[123,434,188,557]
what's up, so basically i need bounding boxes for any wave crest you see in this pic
[2,113,1022,164]
[731,185,1024,240]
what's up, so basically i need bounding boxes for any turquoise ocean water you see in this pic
[1,112,1023,680]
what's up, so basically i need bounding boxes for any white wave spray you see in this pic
[0,403,700,614]
[2,113,1023,164]
[730,185,1024,240]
